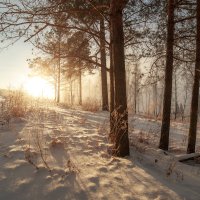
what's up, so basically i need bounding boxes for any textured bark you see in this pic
[57,63,60,103]
[159,0,175,151]
[57,32,61,103]
[70,77,73,105]
[110,0,129,157]
[109,29,115,142]
[174,69,178,120]
[153,82,158,117]
[79,69,82,105]
[100,17,109,111]
[153,67,158,118]
[134,64,138,114]
[187,0,200,154]
[57,58,61,103]
[110,48,114,114]
[54,76,57,102]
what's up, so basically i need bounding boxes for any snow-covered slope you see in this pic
[0,106,199,200]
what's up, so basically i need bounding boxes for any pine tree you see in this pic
[159,0,175,151]
[187,0,200,154]
[110,0,129,157]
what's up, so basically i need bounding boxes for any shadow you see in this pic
[0,163,90,200]
[123,149,200,200]
[2,107,200,200]
[0,118,27,156]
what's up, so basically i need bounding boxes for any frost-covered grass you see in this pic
[0,104,200,200]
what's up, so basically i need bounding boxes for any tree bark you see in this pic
[159,0,175,151]
[153,68,158,118]
[100,17,109,111]
[174,68,178,120]
[57,31,61,103]
[109,18,115,143]
[57,60,61,103]
[70,77,73,105]
[134,64,138,114]
[110,0,129,157]
[153,83,157,117]
[79,69,82,105]
[110,48,114,114]
[54,76,57,102]
[187,0,200,154]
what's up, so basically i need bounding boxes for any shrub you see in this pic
[82,98,100,112]
[4,89,28,118]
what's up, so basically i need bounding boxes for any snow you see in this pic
[0,95,5,101]
[0,106,200,200]
[131,116,200,153]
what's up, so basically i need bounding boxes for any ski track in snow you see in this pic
[0,106,199,200]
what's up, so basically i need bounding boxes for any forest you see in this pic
[0,0,200,200]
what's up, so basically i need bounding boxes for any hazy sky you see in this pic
[0,39,33,89]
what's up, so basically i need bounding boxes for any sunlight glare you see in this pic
[25,77,54,99]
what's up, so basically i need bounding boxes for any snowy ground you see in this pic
[0,105,200,200]
[131,115,200,154]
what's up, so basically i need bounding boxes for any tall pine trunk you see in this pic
[57,32,61,103]
[174,68,178,120]
[187,0,200,154]
[109,19,115,143]
[70,77,73,105]
[100,17,109,111]
[153,68,158,118]
[159,0,175,151]
[57,60,61,103]
[110,0,129,157]
[79,69,82,105]
[110,48,114,114]
[153,82,158,117]
[134,64,138,114]
[54,75,57,102]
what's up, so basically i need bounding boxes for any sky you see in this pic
[0,39,33,89]
[0,40,56,98]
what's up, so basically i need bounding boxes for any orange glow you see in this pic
[24,77,54,99]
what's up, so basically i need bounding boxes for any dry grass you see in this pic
[65,159,80,174]
[129,127,159,153]
[5,89,28,117]
[50,137,64,148]
[24,146,39,170]
[82,98,100,112]
[21,107,81,176]
[0,89,30,127]
[108,108,129,156]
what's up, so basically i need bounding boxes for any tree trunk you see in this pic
[153,83,157,117]
[109,39,115,142]
[159,0,175,151]
[134,65,137,114]
[70,77,73,105]
[181,83,188,121]
[54,76,57,102]
[110,0,129,157]
[145,88,148,115]
[148,91,150,115]
[187,0,200,154]
[57,60,61,103]
[153,68,158,118]
[57,32,61,103]
[100,17,109,111]
[110,48,114,114]
[79,69,82,105]
[158,84,164,117]
[174,68,178,120]
[109,18,115,143]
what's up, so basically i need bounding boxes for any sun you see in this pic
[24,76,54,99]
